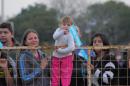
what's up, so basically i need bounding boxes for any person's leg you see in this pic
[51,57,60,86]
[61,55,73,86]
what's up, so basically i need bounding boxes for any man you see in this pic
[0,22,19,47]
[0,22,19,86]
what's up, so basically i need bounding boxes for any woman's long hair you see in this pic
[90,33,110,55]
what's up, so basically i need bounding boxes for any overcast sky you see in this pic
[0,0,49,19]
[0,0,130,19]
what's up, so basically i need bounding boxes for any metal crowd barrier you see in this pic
[0,45,130,86]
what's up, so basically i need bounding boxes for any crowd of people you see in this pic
[0,16,130,86]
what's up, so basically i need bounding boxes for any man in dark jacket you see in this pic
[0,22,19,86]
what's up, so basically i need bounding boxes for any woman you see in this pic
[18,29,50,86]
[90,33,118,86]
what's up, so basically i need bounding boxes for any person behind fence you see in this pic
[0,22,18,86]
[52,16,75,86]
[89,33,118,86]
[117,43,130,85]
[128,43,130,77]
[18,29,50,86]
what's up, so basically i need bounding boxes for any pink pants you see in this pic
[51,55,73,86]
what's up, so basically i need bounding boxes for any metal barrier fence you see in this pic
[0,45,130,86]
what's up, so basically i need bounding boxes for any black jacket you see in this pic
[92,54,118,85]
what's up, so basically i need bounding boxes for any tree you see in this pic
[9,4,58,44]
[82,1,130,44]
[50,0,89,17]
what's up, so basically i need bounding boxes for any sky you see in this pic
[0,0,130,19]
[0,0,50,19]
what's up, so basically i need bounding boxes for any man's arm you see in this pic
[0,59,14,86]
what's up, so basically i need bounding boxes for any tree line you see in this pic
[9,1,130,45]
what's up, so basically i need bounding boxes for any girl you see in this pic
[52,16,75,86]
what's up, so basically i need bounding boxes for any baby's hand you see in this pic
[61,24,69,35]
[63,28,69,35]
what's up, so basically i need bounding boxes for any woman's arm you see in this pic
[57,33,75,54]
[19,52,42,84]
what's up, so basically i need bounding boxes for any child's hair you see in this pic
[21,29,39,46]
[0,22,14,34]
[60,16,73,26]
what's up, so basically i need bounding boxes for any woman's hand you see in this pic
[87,62,94,70]
[40,58,48,70]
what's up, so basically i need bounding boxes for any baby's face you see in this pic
[61,23,71,30]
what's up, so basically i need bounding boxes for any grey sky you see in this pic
[0,0,130,19]
[0,0,49,18]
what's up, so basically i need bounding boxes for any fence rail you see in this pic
[0,45,130,50]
